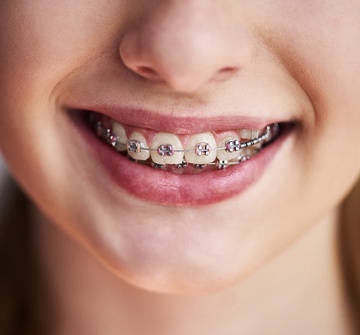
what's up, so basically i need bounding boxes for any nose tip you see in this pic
[119,3,253,92]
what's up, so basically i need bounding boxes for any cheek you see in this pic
[0,1,118,193]
[263,2,360,184]
[0,0,126,106]
[261,2,360,116]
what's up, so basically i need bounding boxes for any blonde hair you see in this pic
[339,177,360,332]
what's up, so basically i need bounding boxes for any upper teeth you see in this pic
[94,115,278,168]
[185,132,217,164]
[151,132,184,164]
[127,132,151,161]
[112,122,127,152]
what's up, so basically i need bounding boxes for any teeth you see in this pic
[216,136,242,161]
[239,129,261,149]
[249,130,262,149]
[112,122,127,152]
[127,132,151,161]
[241,147,259,157]
[150,133,184,164]
[91,113,277,171]
[238,129,252,140]
[239,129,259,140]
[250,130,260,139]
[184,132,217,164]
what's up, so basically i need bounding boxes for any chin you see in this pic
[73,212,264,295]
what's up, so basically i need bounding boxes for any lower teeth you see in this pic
[89,114,280,173]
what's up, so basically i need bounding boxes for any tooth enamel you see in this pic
[93,115,275,170]
[127,132,150,161]
[238,129,252,140]
[241,147,259,158]
[238,129,261,148]
[250,130,262,148]
[239,129,259,140]
[250,130,260,139]
[216,136,242,161]
[112,122,127,152]
[151,133,184,164]
[185,132,217,164]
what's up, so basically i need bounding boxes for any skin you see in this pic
[0,0,360,333]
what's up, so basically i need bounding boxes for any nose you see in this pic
[119,1,253,92]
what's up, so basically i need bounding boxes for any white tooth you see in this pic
[127,132,150,161]
[150,132,184,164]
[254,143,262,149]
[239,129,261,148]
[250,130,260,139]
[112,122,127,152]
[241,147,259,158]
[184,132,217,164]
[239,129,252,140]
[250,130,262,149]
[216,136,242,161]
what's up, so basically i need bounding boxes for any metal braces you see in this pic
[92,119,279,170]
[97,122,276,153]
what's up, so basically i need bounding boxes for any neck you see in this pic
[34,208,353,335]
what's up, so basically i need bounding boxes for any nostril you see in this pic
[210,66,239,83]
[220,67,238,74]
[136,66,158,78]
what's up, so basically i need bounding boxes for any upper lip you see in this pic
[65,103,287,134]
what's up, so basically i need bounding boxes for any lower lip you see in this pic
[69,112,289,206]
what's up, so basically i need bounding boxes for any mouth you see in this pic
[89,112,281,173]
[68,108,293,206]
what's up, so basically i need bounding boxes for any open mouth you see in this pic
[68,108,293,205]
[88,111,282,174]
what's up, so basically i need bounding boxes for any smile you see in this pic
[89,112,280,173]
[67,107,292,205]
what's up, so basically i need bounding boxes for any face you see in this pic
[1,0,360,293]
